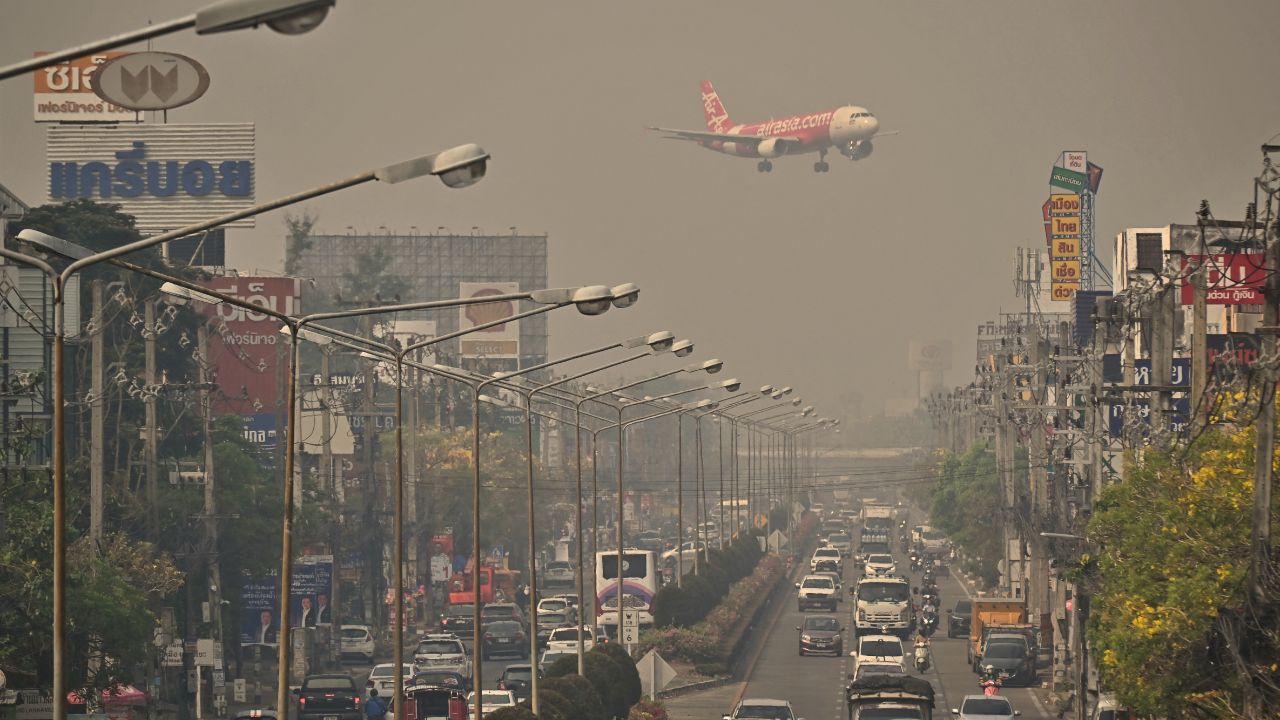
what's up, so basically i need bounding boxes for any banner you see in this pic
[458,282,520,358]
[239,555,334,647]
[1178,253,1265,305]
[1049,166,1087,194]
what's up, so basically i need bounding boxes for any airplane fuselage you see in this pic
[702,105,880,159]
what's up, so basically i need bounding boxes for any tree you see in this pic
[924,443,1011,587]
[283,209,318,277]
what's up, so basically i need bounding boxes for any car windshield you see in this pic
[487,621,521,634]
[923,531,945,540]
[735,705,793,719]
[539,613,566,624]
[547,561,571,570]
[469,691,513,704]
[869,554,893,563]
[829,533,851,543]
[859,708,919,720]
[369,666,394,678]
[540,600,567,612]
[962,698,1012,715]
[802,577,833,589]
[855,665,904,679]
[341,628,368,639]
[503,668,532,682]
[412,671,463,687]
[804,617,840,631]
[815,549,839,557]
[416,641,461,654]
[550,628,581,640]
[481,606,515,617]
[860,639,902,657]
[985,642,1026,659]
[304,677,354,690]
[955,600,972,614]
[858,582,910,602]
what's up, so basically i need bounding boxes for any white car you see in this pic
[536,597,571,617]
[795,574,838,612]
[863,553,897,577]
[852,634,904,675]
[951,694,1020,719]
[412,634,471,677]
[366,663,412,696]
[340,625,375,662]
[467,689,516,718]
[810,547,843,572]
[546,626,594,653]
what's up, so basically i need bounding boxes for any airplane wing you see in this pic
[647,126,799,147]
[874,131,901,138]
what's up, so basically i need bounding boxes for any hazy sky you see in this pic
[4,1,1279,414]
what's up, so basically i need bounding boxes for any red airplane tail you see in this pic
[701,80,731,133]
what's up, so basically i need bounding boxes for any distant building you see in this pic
[286,231,549,368]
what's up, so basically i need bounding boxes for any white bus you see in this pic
[595,549,658,635]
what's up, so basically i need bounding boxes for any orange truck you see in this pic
[966,597,1027,671]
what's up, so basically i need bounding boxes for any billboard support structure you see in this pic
[1082,188,1096,291]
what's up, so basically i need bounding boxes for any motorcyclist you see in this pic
[913,634,930,671]
[979,666,1002,696]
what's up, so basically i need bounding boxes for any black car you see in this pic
[480,602,527,632]
[947,599,972,638]
[797,614,843,656]
[813,558,840,574]
[979,640,1036,686]
[482,620,529,660]
[496,664,539,702]
[439,604,475,635]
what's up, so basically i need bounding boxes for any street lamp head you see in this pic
[159,281,224,306]
[801,406,814,416]
[670,339,694,357]
[770,391,784,400]
[831,419,841,426]
[15,229,93,260]
[695,359,723,375]
[621,330,674,353]
[375,143,490,188]
[195,0,334,35]
[609,283,640,309]
[790,398,802,406]
[717,378,742,392]
[478,393,513,408]
[684,398,716,411]
[759,385,774,395]
[278,324,333,346]
[571,285,614,316]
[780,386,794,396]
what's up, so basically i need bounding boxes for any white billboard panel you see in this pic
[46,123,255,233]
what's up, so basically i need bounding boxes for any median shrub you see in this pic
[596,641,642,707]
[628,698,670,720]
[541,675,607,720]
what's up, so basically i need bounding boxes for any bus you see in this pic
[595,549,659,636]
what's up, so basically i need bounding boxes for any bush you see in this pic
[542,675,607,720]
[596,641,642,707]
[531,689,574,720]
[582,651,629,719]
[628,697,670,720]
[543,654,578,678]
[486,707,536,720]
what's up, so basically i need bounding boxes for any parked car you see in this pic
[481,620,528,661]
[439,604,476,636]
[294,675,361,720]
[796,614,843,656]
[339,625,375,663]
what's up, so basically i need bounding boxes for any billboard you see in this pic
[197,276,300,416]
[1050,237,1080,259]
[1178,253,1265,305]
[458,282,520,358]
[240,555,335,648]
[33,51,135,122]
[907,340,953,372]
[1048,153,1087,300]
[1049,166,1086,194]
[46,123,255,233]
[1050,259,1082,283]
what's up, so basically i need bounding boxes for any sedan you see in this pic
[481,620,528,660]
[951,695,1020,719]
[466,690,515,718]
[797,614,843,656]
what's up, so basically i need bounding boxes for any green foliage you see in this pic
[925,443,1010,587]
[627,697,670,720]
[541,675,608,720]
[283,209,318,277]
[485,707,535,720]
[530,689,574,720]
[581,651,629,719]
[595,641,642,707]
[1086,416,1280,718]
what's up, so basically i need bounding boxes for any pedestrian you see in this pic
[364,688,388,720]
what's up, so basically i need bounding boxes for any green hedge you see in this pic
[650,532,763,628]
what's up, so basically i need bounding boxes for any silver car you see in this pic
[951,695,1020,719]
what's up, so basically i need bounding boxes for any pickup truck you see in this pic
[295,674,362,720]
[846,675,934,720]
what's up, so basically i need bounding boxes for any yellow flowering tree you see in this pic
[1087,392,1279,718]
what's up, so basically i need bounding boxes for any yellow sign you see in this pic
[1051,259,1082,282]
[1051,281,1081,301]
[1051,216,1081,237]
[1048,194,1081,217]
[1050,237,1080,259]
[754,513,768,529]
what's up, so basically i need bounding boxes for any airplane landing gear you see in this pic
[814,150,829,173]
[757,160,773,173]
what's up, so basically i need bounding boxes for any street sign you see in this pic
[768,530,787,552]
[212,670,225,688]
[621,610,640,645]
[637,650,677,698]
[233,679,246,703]
[753,513,768,529]
[195,638,214,667]
[163,643,183,667]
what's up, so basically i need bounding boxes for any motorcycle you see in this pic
[918,612,938,638]
[913,642,930,672]
[980,666,1007,696]
[909,553,922,572]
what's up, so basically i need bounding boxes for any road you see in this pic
[733,551,1055,720]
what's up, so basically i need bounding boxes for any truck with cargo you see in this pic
[966,597,1028,670]
[853,575,913,638]
[845,675,934,720]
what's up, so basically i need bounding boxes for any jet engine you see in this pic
[845,140,874,160]
[757,137,787,158]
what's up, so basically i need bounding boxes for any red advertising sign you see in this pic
[197,276,301,415]
[1179,254,1265,305]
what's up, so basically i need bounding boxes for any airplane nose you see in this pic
[867,117,880,134]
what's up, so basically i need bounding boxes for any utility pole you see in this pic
[1149,283,1175,441]
[145,298,159,541]
[89,280,104,548]
[199,325,225,717]
[1190,252,1208,432]
[319,347,341,664]
[1250,207,1279,602]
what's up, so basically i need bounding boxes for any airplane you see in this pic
[648,81,894,173]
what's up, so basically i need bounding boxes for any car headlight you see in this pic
[857,611,866,621]
[800,634,812,642]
